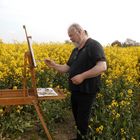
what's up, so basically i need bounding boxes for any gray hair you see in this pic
[68,23,84,33]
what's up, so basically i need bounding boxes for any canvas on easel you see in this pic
[23,25,37,68]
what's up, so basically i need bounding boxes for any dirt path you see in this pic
[53,112,76,140]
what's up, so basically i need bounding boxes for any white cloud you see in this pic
[0,0,140,44]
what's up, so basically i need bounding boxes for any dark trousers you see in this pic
[71,92,96,140]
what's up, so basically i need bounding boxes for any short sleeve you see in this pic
[87,41,106,63]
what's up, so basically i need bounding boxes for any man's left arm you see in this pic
[71,61,107,85]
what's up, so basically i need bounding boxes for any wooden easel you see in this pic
[0,26,65,140]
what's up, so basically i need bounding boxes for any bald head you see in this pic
[68,23,89,48]
[68,23,84,34]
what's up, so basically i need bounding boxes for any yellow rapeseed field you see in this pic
[0,42,140,139]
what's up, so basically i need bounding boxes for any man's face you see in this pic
[68,29,81,44]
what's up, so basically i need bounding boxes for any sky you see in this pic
[0,0,140,45]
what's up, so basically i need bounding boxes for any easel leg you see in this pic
[33,101,52,140]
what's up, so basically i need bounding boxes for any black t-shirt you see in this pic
[67,38,106,94]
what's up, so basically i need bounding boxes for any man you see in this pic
[44,23,107,140]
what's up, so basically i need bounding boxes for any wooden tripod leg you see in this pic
[33,100,52,140]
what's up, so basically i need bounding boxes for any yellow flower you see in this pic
[105,79,113,86]
[13,86,17,89]
[99,125,104,131]
[112,109,116,115]
[96,125,104,134]
[120,92,124,97]
[0,108,3,113]
[127,89,133,96]
[96,127,100,133]
[111,100,118,108]
[121,128,126,135]
[96,93,103,99]
[121,138,126,140]
[116,113,120,119]
[16,109,20,113]
[131,138,136,140]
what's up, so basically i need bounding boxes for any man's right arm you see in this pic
[44,59,70,73]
